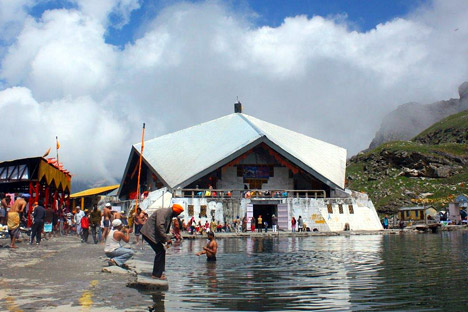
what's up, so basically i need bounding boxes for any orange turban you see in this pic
[172,203,184,214]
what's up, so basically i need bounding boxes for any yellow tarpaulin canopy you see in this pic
[38,160,71,192]
[70,184,120,198]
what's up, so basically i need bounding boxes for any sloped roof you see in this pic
[70,184,120,198]
[133,113,346,190]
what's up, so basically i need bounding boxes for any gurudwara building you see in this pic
[118,105,382,232]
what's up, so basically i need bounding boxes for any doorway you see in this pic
[253,204,277,228]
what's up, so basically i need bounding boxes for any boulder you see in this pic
[400,167,421,177]
[102,266,136,276]
[127,275,169,290]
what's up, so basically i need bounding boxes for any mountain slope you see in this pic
[347,110,468,214]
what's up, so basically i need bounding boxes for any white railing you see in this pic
[174,188,327,199]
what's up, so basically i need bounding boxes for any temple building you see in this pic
[118,105,382,232]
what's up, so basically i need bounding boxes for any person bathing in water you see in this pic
[196,232,218,261]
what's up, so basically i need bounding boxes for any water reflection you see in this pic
[149,292,165,312]
[141,232,468,311]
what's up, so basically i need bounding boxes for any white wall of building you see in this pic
[218,167,244,189]
[167,196,382,232]
[262,167,293,190]
[217,166,293,190]
[141,187,382,232]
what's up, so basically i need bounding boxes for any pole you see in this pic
[134,123,146,215]
[56,136,60,165]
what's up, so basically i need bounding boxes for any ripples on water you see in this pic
[141,232,468,311]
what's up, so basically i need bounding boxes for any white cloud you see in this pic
[0,0,467,187]
[1,9,117,101]
[72,0,140,28]
[0,0,34,43]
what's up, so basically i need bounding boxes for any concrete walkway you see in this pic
[0,235,150,311]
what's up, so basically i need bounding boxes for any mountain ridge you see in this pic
[347,109,468,214]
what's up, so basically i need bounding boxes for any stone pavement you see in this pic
[0,235,155,311]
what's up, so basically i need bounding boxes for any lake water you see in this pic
[141,232,468,311]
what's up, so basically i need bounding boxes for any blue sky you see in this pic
[28,0,430,48]
[243,0,427,29]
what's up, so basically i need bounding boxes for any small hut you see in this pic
[0,156,71,226]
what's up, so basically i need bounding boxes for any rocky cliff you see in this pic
[369,82,468,149]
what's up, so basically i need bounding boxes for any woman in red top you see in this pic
[250,217,256,232]
[81,211,90,243]
[291,216,297,233]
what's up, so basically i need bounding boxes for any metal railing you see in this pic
[174,188,327,199]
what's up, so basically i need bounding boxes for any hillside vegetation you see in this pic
[347,110,468,214]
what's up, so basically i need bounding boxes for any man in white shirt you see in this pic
[74,206,85,239]
[104,219,134,268]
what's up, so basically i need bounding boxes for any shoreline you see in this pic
[179,224,468,239]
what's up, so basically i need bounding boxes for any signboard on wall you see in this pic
[243,166,270,179]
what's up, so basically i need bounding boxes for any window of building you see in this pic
[338,204,343,214]
[18,164,28,179]
[327,204,333,214]
[348,205,354,214]
[237,166,243,177]
[200,205,207,217]
[415,210,419,218]
[188,205,194,216]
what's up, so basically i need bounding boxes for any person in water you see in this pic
[196,231,218,261]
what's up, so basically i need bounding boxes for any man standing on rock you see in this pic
[140,203,184,280]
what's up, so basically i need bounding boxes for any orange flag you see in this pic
[42,147,51,158]
[56,136,60,150]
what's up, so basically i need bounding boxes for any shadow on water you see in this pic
[137,232,468,311]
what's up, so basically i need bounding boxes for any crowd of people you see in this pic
[168,213,312,237]
[0,192,154,248]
